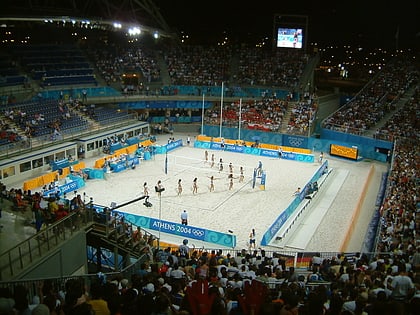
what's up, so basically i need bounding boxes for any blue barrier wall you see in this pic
[158,85,294,99]
[39,86,121,99]
[361,171,388,253]
[261,161,329,246]
[121,100,213,110]
[203,125,284,145]
[194,140,315,163]
[201,125,392,162]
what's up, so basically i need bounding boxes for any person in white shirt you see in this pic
[390,263,415,302]
[170,265,186,279]
[181,210,188,225]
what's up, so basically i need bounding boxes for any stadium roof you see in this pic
[1,0,176,39]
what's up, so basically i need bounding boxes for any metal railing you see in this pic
[0,205,159,282]
[0,210,94,281]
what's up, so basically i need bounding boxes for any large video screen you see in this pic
[276,28,303,49]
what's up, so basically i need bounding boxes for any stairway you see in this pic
[279,104,294,133]
[156,54,171,85]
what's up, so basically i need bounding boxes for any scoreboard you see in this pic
[330,144,358,160]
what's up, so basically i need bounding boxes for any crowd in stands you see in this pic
[1,98,86,141]
[164,45,232,87]
[286,94,318,135]
[86,45,161,90]
[0,118,23,146]
[1,42,314,143]
[375,126,419,259]
[237,47,307,89]
[205,97,289,132]
[373,89,419,141]
[84,42,307,91]
[203,92,319,135]
[323,55,419,135]
[2,42,418,146]
[0,97,135,148]
[1,239,419,314]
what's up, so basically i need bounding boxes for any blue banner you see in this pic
[112,163,126,173]
[42,178,84,197]
[116,212,236,248]
[149,218,206,240]
[210,142,223,150]
[51,159,69,171]
[85,168,105,179]
[223,144,244,153]
[166,139,183,152]
[260,149,280,158]
[110,157,139,173]
[153,139,183,155]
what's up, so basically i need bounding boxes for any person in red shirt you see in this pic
[55,207,68,221]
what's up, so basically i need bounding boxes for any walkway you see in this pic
[279,168,349,250]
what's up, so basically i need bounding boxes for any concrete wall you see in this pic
[18,232,87,280]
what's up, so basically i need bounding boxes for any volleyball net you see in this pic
[166,154,256,179]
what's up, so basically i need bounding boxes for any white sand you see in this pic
[73,133,388,252]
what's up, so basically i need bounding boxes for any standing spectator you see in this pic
[181,210,188,225]
[390,263,415,306]
[249,229,256,249]
[86,282,110,315]
[82,89,87,102]
[319,151,324,163]
[278,146,283,159]
[178,239,190,267]
[410,247,420,272]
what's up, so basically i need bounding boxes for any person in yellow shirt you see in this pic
[87,282,111,315]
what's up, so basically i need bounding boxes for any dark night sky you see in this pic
[1,0,418,48]
[155,0,419,47]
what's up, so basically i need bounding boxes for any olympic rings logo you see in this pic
[287,137,304,147]
[192,229,205,237]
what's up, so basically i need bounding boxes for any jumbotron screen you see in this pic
[276,27,303,49]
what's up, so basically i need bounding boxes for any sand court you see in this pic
[74,138,379,251]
